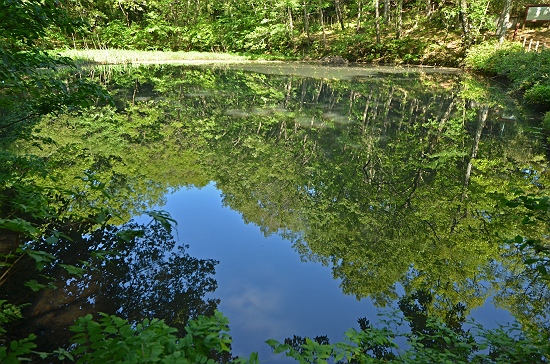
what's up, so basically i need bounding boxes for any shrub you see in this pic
[268,318,550,364]
[464,40,524,73]
[65,311,235,364]
[524,84,550,108]
[465,42,550,110]
[543,111,550,131]
[242,24,292,55]
[97,20,134,49]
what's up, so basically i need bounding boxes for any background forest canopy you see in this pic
[32,0,544,62]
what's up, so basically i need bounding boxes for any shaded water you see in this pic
[2,63,549,361]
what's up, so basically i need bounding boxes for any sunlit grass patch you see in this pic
[55,49,251,65]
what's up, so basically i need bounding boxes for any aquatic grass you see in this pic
[54,49,251,65]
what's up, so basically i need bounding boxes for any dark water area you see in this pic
[2,62,549,362]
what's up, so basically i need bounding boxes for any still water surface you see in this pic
[160,183,514,361]
[4,62,549,361]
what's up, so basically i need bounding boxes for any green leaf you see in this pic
[536,265,548,275]
[264,338,278,347]
[24,279,47,291]
[0,218,40,235]
[145,210,177,233]
[59,264,85,276]
[45,235,59,244]
[119,324,135,338]
[26,250,56,271]
[116,229,145,242]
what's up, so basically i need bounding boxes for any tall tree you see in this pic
[303,0,311,40]
[318,0,327,49]
[374,0,381,44]
[356,1,363,31]
[458,0,471,45]
[497,0,513,43]
[425,0,432,16]
[396,0,403,39]
[335,0,345,30]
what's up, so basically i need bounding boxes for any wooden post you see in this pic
[523,36,527,47]
[512,23,519,40]
[528,38,533,51]
[535,41,540,51]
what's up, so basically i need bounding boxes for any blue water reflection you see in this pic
[161,183,514,361]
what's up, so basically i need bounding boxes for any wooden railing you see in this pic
[519,35,547,51]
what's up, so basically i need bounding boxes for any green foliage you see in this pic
[97,20,135,49]
[0,0,75,46]
[242,24,292,54]
[465,41,550,109]
[0,0,536,68]
[332,33,426,63]
[464,41,524,73]
[2,310,548,363]
[0,334,37,364]
[32,0,479,62]
[524,84,550,107]
[0,300,37,363]
[67,311,233,363]
[2,7,549,356]
[268,317,550,363]
[544,112,550,131]
[144,210,178,233]
[480,324,550,363]
[0,0,111,135]
[498,192,550,279]
[0,301,24,335]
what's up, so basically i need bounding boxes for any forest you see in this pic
[1,0,550,363]
[33,0,546,64]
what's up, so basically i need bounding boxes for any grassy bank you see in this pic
[57,49,252,65]
[464,40,550,114]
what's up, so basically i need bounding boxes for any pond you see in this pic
[2,62,549,362]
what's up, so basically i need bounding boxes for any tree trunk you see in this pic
[462,105,488,199]
[396,0,403,39]
[497,0,512,44]
[287,6,295,44]
[458,0,471,45]
[303,0,310,40]
[374,0,381,44]
[288,6,294,32]
[319,0,327,50]
[383,0,390,23]
[356,1,362,32]
[335,0,345,30]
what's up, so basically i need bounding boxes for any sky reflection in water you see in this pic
[160,183,514,361]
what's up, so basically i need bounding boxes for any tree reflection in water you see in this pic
[3,63,549,358]
[2,220,218,352]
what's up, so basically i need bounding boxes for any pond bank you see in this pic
[463,41,550,122]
